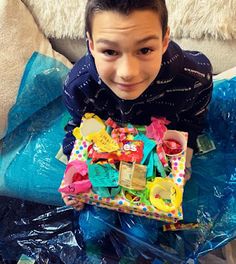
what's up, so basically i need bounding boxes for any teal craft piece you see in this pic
[88,163,119,187]
[106,125,112,135]
[153,152,167,177]
[134,133,156,164]
[93,186,121,198]
[145,151,155,179]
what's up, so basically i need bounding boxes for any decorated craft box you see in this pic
[59,113,188,223]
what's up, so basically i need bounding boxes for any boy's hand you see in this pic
[61,193,84,211]
[185,147,193,182]
[184,166,192,181]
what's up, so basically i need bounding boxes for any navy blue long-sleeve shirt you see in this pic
[62,41,213,158]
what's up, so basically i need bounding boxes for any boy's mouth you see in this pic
[114,81,144,91]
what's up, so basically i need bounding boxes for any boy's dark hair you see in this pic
[85,0,168,39]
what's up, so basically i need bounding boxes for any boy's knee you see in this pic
[120,214,161,244]
[78,206,118,241]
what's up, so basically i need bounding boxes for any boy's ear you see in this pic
[86,32,95,56]
[162,26,170,54]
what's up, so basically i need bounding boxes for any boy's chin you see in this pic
[114,91,144,101]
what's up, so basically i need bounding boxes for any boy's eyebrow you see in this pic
[95,35,160,46]
[95,39,119,46]
[136,35,160,44]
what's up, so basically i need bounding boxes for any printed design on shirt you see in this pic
[94,98,110,112]
[154,101,175,107]
[64,139,76,152]
[77,80,91,89]
[76,105,89,116]
[64,89,73,99]
[64,75,70,86]
[118,100,146,116]
[166,87,192,93]
[94,87,108,99]
[162,54,180,66]
[186,51,202,57]
[184,68,206,78]
[185,96,196,103]
[194,108,207,116]
[77,63,91,76]
[156,78,174,84]
[194,94,211,106]
[197,61,211,66]
[194,97,212,116]
[146,93,165,102]
[66,104,74,112]
[181,118,193,124]
[197,82,213,95]
[193,81,203,89]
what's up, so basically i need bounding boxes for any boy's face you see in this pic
[88,10,169,100]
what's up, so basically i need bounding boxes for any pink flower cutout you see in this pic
[145,117,170,143]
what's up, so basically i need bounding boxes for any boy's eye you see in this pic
[103,49,118,56]
[139,47,152,55]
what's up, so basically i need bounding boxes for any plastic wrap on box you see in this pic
[0,76,236,263]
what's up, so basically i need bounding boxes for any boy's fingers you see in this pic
[184,168,192,184]
[65,199,78,206]
[61,193,85,210]
[184,173,191,182]
[74,202,85,211]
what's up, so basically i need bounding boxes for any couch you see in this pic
[22,0,236,74]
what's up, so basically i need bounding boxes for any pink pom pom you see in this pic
[145,117,170,143]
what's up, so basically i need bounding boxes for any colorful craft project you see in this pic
[59,113,188,222]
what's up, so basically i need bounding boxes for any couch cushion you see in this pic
[0,0,72,139]
[166,0,236,40]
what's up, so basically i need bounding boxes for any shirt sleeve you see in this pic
[62,121,77,159]
[171,47,213,150]
[62,58,92,159]
[176,71,213,150]
[62,75,83,159]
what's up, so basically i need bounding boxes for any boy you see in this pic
[62,0,213,208]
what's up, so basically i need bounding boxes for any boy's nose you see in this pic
[116,55,139,81]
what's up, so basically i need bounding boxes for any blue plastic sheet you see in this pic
[0,51,70,205]
[0,98,67,205]
[6,52,69,136]
[0,75,236,263]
